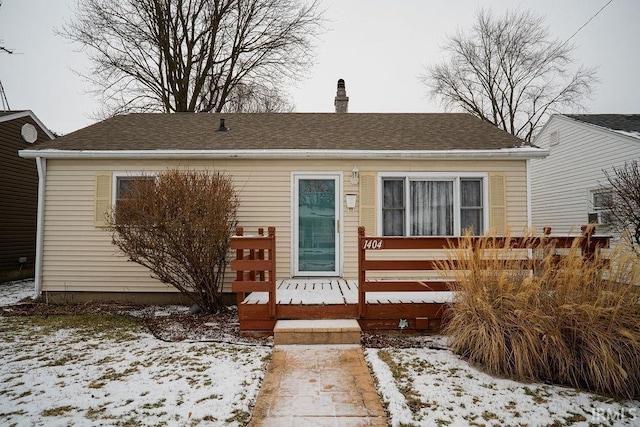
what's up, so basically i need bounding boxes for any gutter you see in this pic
[34,157,46,298]
[19,147,550,160]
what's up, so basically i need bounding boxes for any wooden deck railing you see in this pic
[357,225,610,317]
[231,227,276,318]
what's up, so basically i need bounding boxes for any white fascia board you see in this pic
[19,147,549,160]
[0,110,56,140]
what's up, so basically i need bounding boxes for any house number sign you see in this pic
[362,239,384,250]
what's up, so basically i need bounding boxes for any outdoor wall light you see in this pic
[345,193,357,210]
[351,166,359,185]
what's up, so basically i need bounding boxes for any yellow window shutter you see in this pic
[489,173,507,234]
[94,173,112,227]
[359,172,377,236]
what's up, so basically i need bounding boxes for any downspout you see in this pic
[526,159,532,229]
[34,157,46,298]
[526,158,534,265]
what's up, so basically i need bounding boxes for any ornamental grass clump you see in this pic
[439,231,640,399]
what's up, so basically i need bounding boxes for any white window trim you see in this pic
[377,172,489,236]
[112,171,158,204]
[587,186,613,225]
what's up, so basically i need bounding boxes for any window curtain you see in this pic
[410,181,453,236]
[461,179,483,234]
[382,179,404,236]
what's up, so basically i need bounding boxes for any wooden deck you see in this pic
[244,278,452,305]
[231,225,609,334]
[238,278,450,333]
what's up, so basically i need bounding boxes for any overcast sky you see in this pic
[0,0,638,135]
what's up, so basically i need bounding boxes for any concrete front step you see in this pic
[273,319,361,345]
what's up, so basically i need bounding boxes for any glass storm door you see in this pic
[294,175,340,276]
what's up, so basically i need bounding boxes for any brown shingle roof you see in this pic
[30,113,526,151]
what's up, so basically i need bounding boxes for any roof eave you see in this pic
[19,148,549,160]
[0,110,56,140]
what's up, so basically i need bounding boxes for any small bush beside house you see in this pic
[108,169,239,313]
[439,231,640,400]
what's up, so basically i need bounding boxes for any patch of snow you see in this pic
[366,346,640,426]
[0,279,271,426]
[365,348,414,426]
[0,316,270,426]
[366,291,453,304]
[0,279,34,306]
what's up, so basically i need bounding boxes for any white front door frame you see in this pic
[291,172,343,277]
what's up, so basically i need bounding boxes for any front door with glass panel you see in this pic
[294,175,340,276]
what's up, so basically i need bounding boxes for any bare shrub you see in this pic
[439,231,640,399]
[604,160,640,255]
[109,169,238,313]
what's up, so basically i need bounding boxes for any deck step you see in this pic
[273,319,361,345]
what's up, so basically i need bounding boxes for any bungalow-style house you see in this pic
[0,110,55,282]
[19,82,548,316]
[530,114,640,237]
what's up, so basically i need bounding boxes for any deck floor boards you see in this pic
[241,278,452,305]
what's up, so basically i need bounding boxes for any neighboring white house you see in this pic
[530,114,640,236]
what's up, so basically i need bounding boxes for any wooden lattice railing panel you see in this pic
[231,226,276,318]
[357,225,610,317]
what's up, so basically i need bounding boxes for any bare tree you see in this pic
[222,81,295,113]
[603,160,640,254]
[109,169,239,313]
[421,9,598,142]
[62,0,323,115]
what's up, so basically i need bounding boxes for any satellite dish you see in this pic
[21,123,38,143]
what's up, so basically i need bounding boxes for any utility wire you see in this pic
[558,0,614,50]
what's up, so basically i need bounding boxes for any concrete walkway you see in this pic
[248,345,388,426]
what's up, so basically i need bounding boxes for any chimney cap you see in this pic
[337,79,345,89]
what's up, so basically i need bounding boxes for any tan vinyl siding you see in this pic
[42,158,528,293]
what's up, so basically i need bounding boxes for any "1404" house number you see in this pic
[362,239,383,250]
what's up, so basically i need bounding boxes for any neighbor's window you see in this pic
[589,189,613,225]
[381,175,485,236]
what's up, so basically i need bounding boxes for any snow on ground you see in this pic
[2,280,639,426]
[366,348,639,426]
[0,279,35,306]
[0,280,270,426]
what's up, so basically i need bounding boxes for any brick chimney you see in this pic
[334,79,349,113]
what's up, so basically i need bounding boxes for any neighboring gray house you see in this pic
[530,114,640,236]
